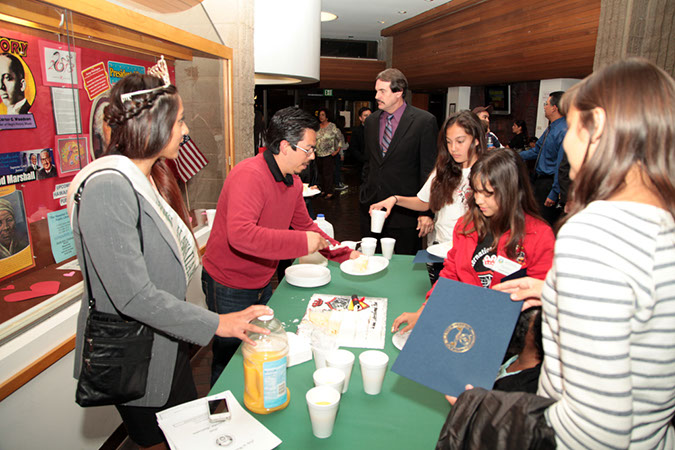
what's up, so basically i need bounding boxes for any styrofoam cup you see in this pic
[311,329,338,370]
[313,367,346,394]
[370,209,387,233]
[306,386,341,438]
[205,209,216,227]
[381,237,396,259]
[361,237,377,257]
[325,349,355,393]
[359,350,389,395]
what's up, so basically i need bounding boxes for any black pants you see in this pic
[532,174,561,226]
[115,342,196,447]
[316,155,335,195]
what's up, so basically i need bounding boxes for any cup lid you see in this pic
[258,313,274,321]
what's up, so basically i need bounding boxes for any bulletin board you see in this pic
[0,0,234,343]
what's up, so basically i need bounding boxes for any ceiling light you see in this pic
[321,11,338,22]
[378,20,386,24]
[255,0,320,85]
[398,10,407,14]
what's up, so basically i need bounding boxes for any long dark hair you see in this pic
[513,119,528,138]
[463,149,541,258]
[104,73,191,229]
[559,58,675,223]
[429,111,487,212]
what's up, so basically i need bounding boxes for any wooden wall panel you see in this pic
[319,57,386,90]
[383,0,601,89]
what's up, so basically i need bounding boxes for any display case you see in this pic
[0,0,233,401]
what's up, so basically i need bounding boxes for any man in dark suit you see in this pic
[24,153,39,174]
[359,68,438,255]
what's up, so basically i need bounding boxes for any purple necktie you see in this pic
[381,114,394,156]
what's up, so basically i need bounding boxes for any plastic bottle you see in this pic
[314,214,334,238]
[242,312,290,414]
[300,214,333,265]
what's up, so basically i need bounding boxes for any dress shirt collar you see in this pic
[380,102,407,126]
[263,149,294,187]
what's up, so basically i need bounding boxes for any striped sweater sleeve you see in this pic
[538,202,675,449]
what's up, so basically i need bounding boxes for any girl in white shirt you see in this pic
[370,111,487,281]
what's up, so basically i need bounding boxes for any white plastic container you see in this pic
[300,214,333,265]
[314,214,334,238]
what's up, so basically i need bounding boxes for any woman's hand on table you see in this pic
[492,277,544,311]
[445,384,474,406]
[391,310,422,334]
[216,305,272,345]
[369,196,396,218]
[417,216,434,237]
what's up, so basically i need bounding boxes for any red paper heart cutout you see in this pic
[1,285,15,290]
[4,281,61,303]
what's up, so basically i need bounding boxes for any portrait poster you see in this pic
[38,40,81,87]
[0,149,46,186]
[0,186,35,282]
[0,48,37,128]
[54,135,89,176]
[88,90,110,161]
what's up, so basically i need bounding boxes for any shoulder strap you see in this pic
[74,168,143,312]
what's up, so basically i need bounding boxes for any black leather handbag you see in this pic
[74,170,154,407]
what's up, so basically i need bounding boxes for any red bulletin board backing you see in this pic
[0,28,175,222]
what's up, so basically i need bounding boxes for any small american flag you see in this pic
[175,135,208,182]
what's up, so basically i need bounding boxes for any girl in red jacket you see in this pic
[392,148,555,333]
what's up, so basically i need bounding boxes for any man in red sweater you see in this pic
[202,107,356,386]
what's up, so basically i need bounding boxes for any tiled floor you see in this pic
[110,163,364,449]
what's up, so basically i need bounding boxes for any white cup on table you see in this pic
[325,349,355,394]
[359,350,389,395]
[306,386,341,439]
[360,237,377,257]
[313,367,346,394]
[380,237,396,259]
[311,328,338,370]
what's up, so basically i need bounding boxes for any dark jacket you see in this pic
[436,388,556,450]
[359,104,438,229]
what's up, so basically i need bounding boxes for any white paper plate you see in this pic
[427,242,452,259]
[392,330,411,351]
[285,264,331,287]
[302,184,321,197]
[340,256,389,276]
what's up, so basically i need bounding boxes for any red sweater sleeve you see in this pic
[521,217,555,280]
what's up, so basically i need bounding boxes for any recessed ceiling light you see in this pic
[398,10,407,14]
[321,11,338,22]
[378,20,386,24]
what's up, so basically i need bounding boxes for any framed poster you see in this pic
[0,187,34,282]
[54,135,89,176]
[38,40,81,87]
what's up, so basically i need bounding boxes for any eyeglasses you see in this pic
[543,101,549,107]
[292,144,316,155]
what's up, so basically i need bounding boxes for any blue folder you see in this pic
[391,277,523,396]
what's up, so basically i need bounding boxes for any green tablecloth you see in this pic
[210,255,449,449]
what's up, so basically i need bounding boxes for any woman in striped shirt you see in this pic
[494,58,675,449]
